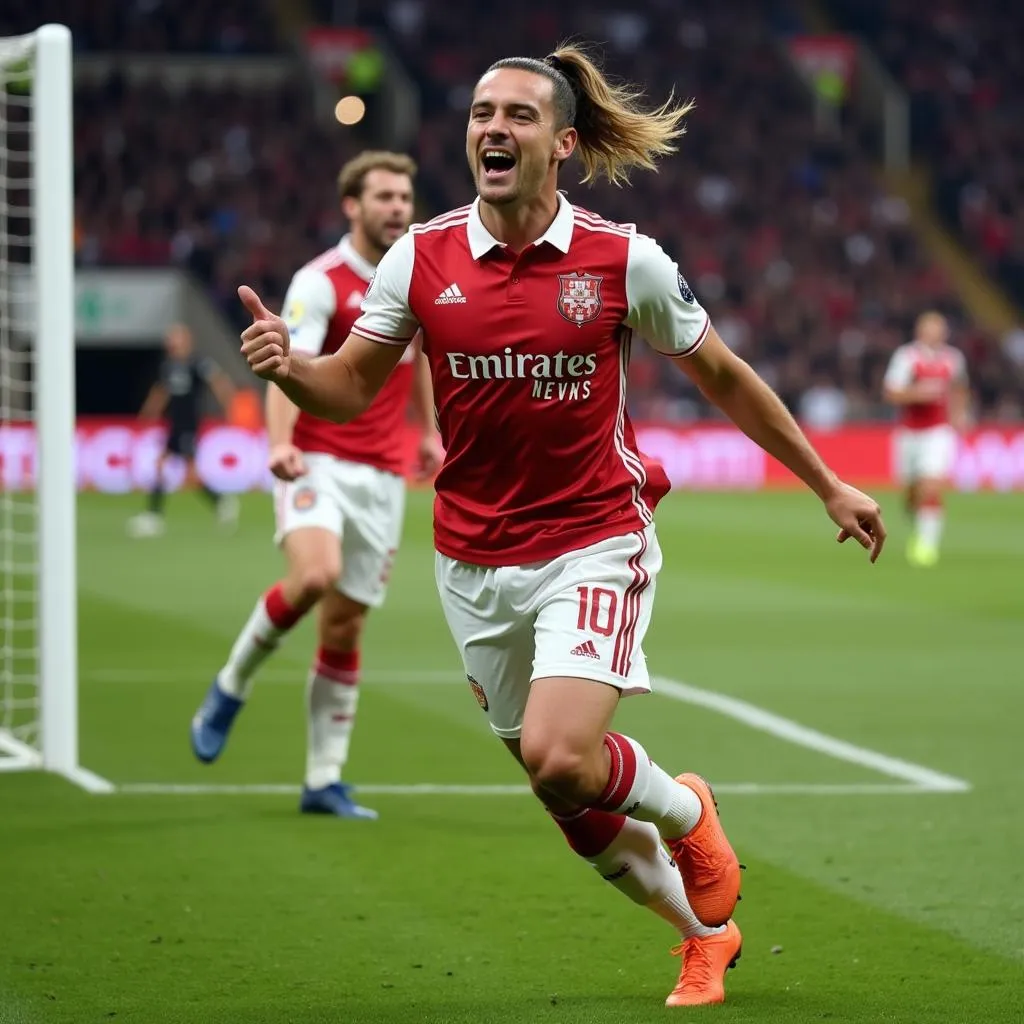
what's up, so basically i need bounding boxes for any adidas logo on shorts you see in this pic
[570,639,600,659]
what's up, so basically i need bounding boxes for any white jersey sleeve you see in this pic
[282,267,336,356]
[352,230,420,346]
[882,345,915,391]
[624,232,711,357]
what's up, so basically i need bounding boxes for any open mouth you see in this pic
[481,149,517,180]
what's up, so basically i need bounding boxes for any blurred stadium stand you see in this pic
[2,0,1022,424]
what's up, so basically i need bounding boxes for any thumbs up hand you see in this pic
[238,285,291,382]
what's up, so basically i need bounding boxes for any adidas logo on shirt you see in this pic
[570,639,600,659]
[435,283,467,305]
[345,290,364,309]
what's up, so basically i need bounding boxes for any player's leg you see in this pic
[183,448,239,529]
[897,429,927,563]
[904,479,920,521]
[127,449,170,537]
[190,466,343,762]
[909,427,955,567]
[526,527,739,908]
[298,461,404,817]
[912,477,944,566]
[518,675,739,927]
[503,733,738,1003]
[435,535,740,1006]
[299,589,377,819]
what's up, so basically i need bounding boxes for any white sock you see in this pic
[305,649,360,790]
[218,584,300,700]
[599,733,704,840]
[915,504,944,548]
[587,817,723,939]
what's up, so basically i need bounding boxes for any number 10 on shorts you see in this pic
[576,586,618,637]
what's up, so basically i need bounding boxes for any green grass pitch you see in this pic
[2,488,1023,1023]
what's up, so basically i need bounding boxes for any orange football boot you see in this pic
[665,920,742,1007]
[666,774,742,927]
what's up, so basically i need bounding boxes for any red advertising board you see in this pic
[2,420,1024,493]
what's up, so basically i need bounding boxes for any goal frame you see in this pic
[0,24,111,792]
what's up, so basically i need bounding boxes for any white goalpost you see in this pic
[0,24,110,792]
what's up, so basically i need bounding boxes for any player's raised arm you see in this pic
[238,231,421,424]
[626,232,886,562]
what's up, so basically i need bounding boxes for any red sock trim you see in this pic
[920,496,943,510]
[264,583,302,631]
[551,807,626,857]
[315,646,360,686]
[596,732,638,811]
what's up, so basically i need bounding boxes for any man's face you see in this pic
[165,325,192,359]
[345,169,414,252]
[466,68,573,206]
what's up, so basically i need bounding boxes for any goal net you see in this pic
[0,25,102,789]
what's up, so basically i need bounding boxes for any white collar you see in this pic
[466,192,575,260]
[337,234,378,282]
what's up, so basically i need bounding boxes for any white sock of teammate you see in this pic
[915,497,944,549]
[218,583,303,700]
[595,733,704,840]
[305,647,360,790]
[551,808,722,939]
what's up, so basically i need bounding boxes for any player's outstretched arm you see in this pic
[138,382,168,420]
[238,285,404,424]
[677,328,887,562]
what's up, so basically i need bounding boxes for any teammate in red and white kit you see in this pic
[883,311,969,566]
[234,47,886,1005]
[191,152,443,819]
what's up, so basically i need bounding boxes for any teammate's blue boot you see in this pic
[190,678,243,763]
[300,782,379,820]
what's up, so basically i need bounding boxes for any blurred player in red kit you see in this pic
[234,47,886,1006]
[190,152,443,819]
[883,311,969,566]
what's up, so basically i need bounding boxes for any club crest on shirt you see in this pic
[556,272,603,327]
[467,674,489,712]
[292,486,317,511]
[676,272,695,304]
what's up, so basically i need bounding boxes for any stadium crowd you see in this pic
[3,0,1023,424]
[824,1,1024,323]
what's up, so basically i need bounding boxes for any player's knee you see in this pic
[521,741,604,806]
[290,566,337,605]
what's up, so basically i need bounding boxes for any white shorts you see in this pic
[435,525,663,739]
[895,426,956,483]
[273,454,405,608]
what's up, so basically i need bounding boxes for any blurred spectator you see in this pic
[11,0,1022,421]
[799,375,849,431]
[358,0,1021,419]
[824,1,1024,322]
[1,0,279,54]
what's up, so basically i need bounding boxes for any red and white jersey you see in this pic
[282,234,416,476]
[352,194,711,565]
[883,341,967,430]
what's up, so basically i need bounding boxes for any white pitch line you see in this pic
[116,781,939,797]
[59,765,116,794]
[84,667,971,795]
[652,675,971,794]
[82,668,460,685]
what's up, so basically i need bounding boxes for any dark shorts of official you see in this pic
[165,427,197,459]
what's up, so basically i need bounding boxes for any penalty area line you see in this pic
[115,781,947,797]
[652,675,972,794]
